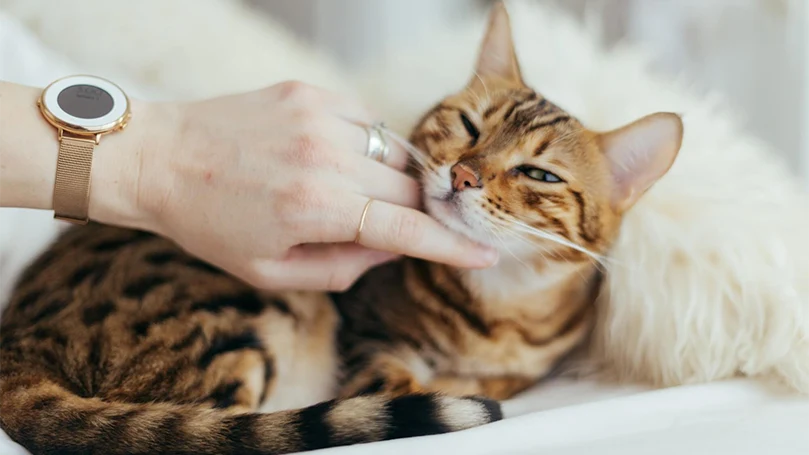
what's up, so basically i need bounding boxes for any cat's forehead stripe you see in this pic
[525,114,572,134]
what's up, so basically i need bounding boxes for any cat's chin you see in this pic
[425,197,497,249]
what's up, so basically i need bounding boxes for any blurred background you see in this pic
[248,0,808,189]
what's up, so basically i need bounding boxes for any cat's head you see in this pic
[410,2,683,262]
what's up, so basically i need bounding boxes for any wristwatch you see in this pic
[37,75,131,224]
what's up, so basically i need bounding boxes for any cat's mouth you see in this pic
[425,192,496,248]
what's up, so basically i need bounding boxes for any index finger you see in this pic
[327,195,499,269]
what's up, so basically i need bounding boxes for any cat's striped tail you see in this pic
[0,376,501,455]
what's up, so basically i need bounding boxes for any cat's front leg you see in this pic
[427,375,536,401]
[339,351,429,398]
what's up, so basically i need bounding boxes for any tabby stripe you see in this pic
[171,326,205,351]
[31,327,68,346]
[16,289,44,310]
[123,274,171,299]
[356,375,388,396]
[198,331,264,368]
[68,261,110,287]
[483,104,500,119]
[385,394,445,440]
[258,354,275,404]
[298,400,335,451]
[81,300,116,326]
[30,395,60,411]
[570,190,598,244]
[534,137,552,156]
[336,300,432,356]
[502,100,521,121]
[151,411,186,451]
[92,233,151,252]
[28,298,68,325]
[145,250,225,275]
[210,381,243,409]
[493,299,592,347]
[549,217,571,240]
[191,292,294,318]
[526,115,571,133]
[132,308,181,336]
[411,261,490,337]
[109,343,163,388]
[184,258,225,275]
[223,414,263,455]
[102,408,143,449]
[557,301,593,338]
[412,103,455,137]
[406,263,463,346]
[78,331,104,397]
[135,360,193,404]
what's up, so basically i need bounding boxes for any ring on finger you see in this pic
[354,198,374,244]
[364,122,390,164]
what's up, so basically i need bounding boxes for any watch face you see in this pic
[40,75,129,134]
[56,84,115,120]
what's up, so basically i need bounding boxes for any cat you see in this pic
[0,3,682,454]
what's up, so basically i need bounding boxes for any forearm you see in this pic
[0,80,173,230]
[0,82,59,210]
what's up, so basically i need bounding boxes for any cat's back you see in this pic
[0,223,332,406]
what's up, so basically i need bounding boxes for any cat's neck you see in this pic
[457,256,600,316]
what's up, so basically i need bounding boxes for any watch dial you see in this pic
[57,84,114,120]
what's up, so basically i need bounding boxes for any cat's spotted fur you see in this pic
[0,3,682,454]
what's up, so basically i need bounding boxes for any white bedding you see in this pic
[1,10,807,455]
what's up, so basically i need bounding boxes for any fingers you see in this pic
[318,194,498,269]
[320,116,411,171]
[348,121,411,171]
[270,81,412,170]
[351,158,422,209]
[273,80,374,126]
[249,243,399,291]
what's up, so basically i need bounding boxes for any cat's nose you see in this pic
[451,163,482,191]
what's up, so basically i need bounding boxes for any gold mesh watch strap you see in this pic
[53,134,95,224]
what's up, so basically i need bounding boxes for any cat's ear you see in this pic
[472,1,524,85]
[598,112,683,213]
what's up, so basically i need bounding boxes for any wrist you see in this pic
[88,99,180,233]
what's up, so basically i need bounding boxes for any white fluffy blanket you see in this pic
[1,1,808,454]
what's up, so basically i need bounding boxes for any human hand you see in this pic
[124,81,498,290]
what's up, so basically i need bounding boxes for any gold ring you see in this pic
[354,198,373,243]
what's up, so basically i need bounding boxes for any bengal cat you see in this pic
[0,3,682,454]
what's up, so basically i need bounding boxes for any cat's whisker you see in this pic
[492,220,555,264]
[502,217,611,267]
[462,85,485,106]
[486,224,532,270]
[472,71,490,100]
[547,126,585,147]
[505,223,616,274]
[379,127,432,169]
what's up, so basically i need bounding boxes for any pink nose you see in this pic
[451,163,482,191]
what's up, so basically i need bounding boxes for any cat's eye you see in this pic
[517,166,563,183]
[459,112,480,145]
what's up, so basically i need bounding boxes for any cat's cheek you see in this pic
[426,198,467,232]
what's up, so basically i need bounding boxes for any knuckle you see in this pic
[277,179,324,217]
[286,133,327,168]
[276,80,319,103]
[289,107,318,126]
